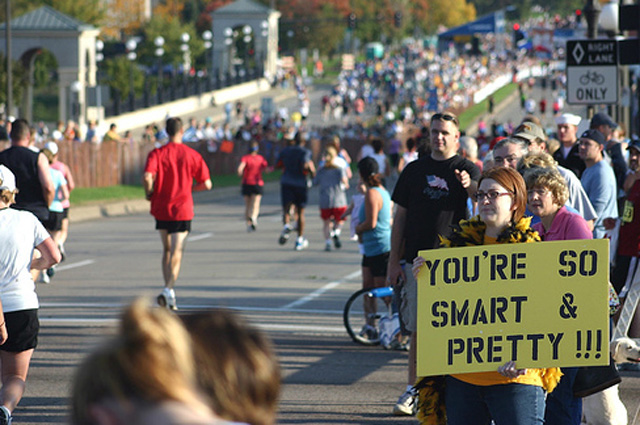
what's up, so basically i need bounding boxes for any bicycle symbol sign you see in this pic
[579,70,605,85]
[566,39,618,105]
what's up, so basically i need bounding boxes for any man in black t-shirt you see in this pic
[389,112,480,416]
[0,119,54,223]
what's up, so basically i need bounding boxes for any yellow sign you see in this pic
[416,239,609,376]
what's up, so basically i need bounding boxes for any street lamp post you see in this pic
[242,25,252,81]
[154,36,165,104]
[126,39,137,112]
[95,40,104,114]
[181,32,190,97]
[70,81,82,124]
[224,27,233,86]
[600,1,626,127]
[203,30,213,90]
[260,20,268,77]
[583,0,602,118]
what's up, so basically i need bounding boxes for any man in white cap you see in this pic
[553,113,585,178]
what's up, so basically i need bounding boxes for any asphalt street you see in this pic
[15,78,640,425]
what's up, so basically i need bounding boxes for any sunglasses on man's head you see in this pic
[431,113,459,127]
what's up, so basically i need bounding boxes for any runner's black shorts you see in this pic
[361,251,390,278]
[155,220,191,233]
[45,211,64,232]
[281,184,308,209]
[242,184,264,196]
[1,309,39,352]
[62,207,69,220]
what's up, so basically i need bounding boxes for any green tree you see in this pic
[44,0,106,26]
[102,56,144,99]
[0,53,25,107]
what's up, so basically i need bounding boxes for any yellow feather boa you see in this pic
[416,216,562,425]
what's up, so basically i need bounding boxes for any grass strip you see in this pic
[458,83,518,131]
[70,170,282,206]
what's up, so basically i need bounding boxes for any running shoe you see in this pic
[359,324,378,341]
[393,388,418,416]
[389,337,411,351]
[38,271,50,284]
[324,241,332,251]
[46,266,56,277]
[157,288,178,311]
[0,405,12,425]
[294,238,309,251]
[333,233,342,249]
[278,226,291,245]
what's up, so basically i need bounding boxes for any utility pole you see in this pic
[5,0,11,119]
[583,0,601,119]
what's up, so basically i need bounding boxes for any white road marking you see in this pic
[39,302,343,315]
[39,270,360,332]
[280,270,361,310]
[39,318,345,333]
[54,259,96,272]
[187,232,213,242]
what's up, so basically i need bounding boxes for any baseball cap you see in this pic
[580,129,606,145]
[44,141,59,155]
[590,112,617,129]
[555,113,582,126]
[513,121,546,142]
[627,136,640,152]
[0,165,16,191]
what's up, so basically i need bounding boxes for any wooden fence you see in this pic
[0,127,414,188]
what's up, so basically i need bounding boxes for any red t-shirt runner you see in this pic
[144,142,210,221]
[240,154,268,186]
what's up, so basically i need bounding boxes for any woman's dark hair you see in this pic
[478,166,527,223]
[358,157,381,187]
[371,138,384,153]
[406,137,416,151]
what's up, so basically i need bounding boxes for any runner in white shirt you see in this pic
[0,165,60,424]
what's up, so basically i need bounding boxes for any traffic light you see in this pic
[575,9,582,24]
[394,11,402,28]
[347,13,357,30]
[513,24,525,47]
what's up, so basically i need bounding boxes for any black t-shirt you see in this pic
[605,141,628,194]
[553,143,585,179]
[392,155,480,261]
[0,146,49,223]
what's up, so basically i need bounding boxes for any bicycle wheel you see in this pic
[343,287,392,346]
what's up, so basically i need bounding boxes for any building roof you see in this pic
[214,0,272,15]
[0,5,95,31]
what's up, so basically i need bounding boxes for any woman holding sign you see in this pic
[525,167,592,425]
[413,166,562,425]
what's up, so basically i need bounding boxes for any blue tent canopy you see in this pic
[438,11,505,39]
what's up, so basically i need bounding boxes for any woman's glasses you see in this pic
[474,190,513,202]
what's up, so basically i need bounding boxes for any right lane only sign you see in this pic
[566,39,618,105]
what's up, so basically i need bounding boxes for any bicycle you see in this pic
[343,285,395,346]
